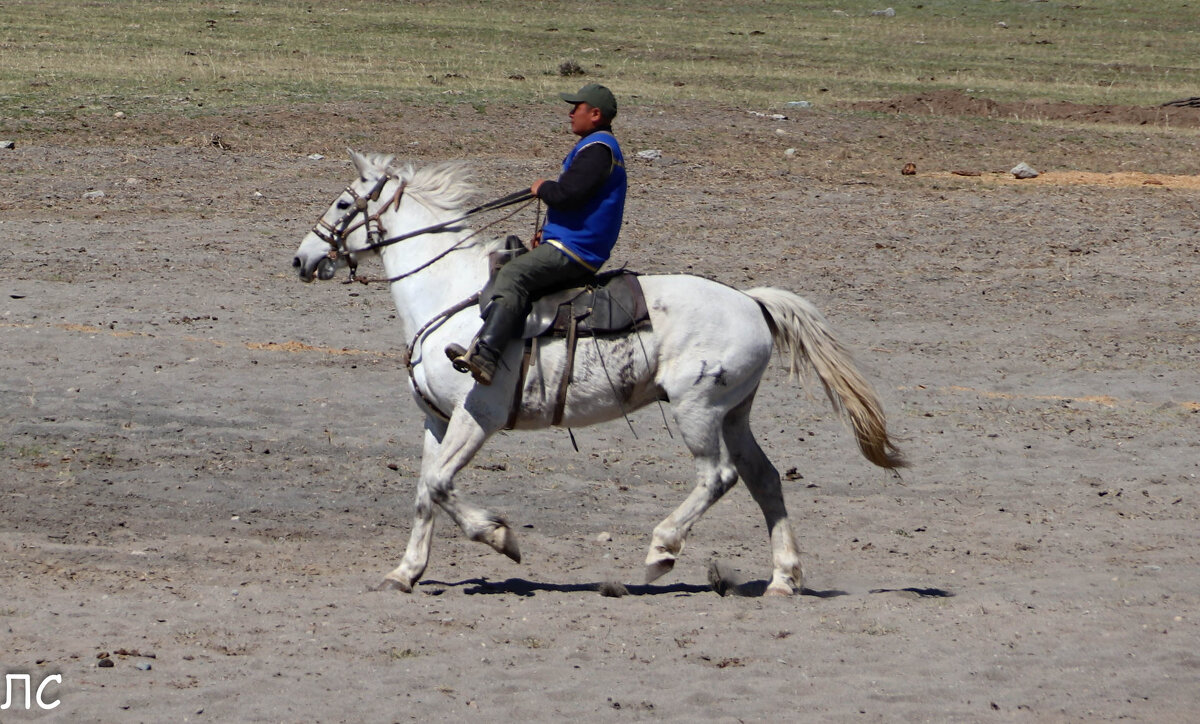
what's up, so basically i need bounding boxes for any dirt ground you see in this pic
[2,94,1199,722]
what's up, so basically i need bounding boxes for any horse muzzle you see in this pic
[293,253,338,283]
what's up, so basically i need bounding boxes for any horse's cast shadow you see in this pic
[422,578,713,597]
[417,577,953,599]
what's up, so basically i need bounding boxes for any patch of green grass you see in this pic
[1,441,52,459]
[1,0,1197,120]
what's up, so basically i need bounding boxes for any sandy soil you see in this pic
[2,96,1199,722]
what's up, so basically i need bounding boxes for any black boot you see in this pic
[445,303,521,386]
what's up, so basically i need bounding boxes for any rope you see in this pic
[589,333,640,440]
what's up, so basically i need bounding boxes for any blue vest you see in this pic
[541,131,626,271]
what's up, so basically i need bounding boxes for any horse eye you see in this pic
[336,200,351,210]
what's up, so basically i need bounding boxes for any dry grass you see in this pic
[1,0,1197,121]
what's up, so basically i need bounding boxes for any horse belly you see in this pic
[510,333,660,430]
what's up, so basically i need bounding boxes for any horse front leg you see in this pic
[378,420,447,592]
[379,407,519,592]
[427,409,520,562]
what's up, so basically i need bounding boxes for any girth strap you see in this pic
[551,315,580,427]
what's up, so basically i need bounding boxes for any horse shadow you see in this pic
[421,577,712,597]
[417,576,954,600]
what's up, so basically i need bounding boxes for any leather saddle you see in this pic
[485,236,651,339]
[485,236,652,430]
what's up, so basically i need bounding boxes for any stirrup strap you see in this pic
[504,338,535,430]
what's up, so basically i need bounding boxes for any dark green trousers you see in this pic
[484,243,596,322]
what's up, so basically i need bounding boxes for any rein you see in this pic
[361,187,534,255]
[311,175,533,274]
[352,195,534,286]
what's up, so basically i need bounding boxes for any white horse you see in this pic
[293,151,902,596]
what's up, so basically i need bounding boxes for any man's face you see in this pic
[569,102,604,135]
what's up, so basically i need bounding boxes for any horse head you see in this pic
[293,150,398,282]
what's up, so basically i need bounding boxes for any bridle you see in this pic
[310,173,404,281]
[309,172,533,283]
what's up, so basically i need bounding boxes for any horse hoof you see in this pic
[644,558,675,584]
[764,584,796,597]
[501,536,522,563]
[371,578,413,593]
[484,526,521,563]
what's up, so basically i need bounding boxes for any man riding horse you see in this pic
[446,83,627,385]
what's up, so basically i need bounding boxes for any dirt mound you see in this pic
[846,89,1200,128]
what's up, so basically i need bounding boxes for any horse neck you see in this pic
[376,199,489,338]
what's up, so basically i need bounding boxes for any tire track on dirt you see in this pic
[901,384,1200,413]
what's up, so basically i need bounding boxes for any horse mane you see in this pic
[352,151,506,254]
[403,160,514,254]
[394,160,479,213]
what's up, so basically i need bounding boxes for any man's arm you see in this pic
[532,143,614,209]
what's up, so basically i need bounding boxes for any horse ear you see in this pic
[348,148,368,177]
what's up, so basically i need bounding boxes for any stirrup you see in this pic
[467,359,496,386]
[445,342,470,372]
[445,341,496,384]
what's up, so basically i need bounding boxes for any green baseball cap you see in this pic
[559,83,617,118]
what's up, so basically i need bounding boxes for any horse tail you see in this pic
[745,287,904,470]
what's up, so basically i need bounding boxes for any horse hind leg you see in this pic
[723,395,803,596]
[644,400,741,584]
